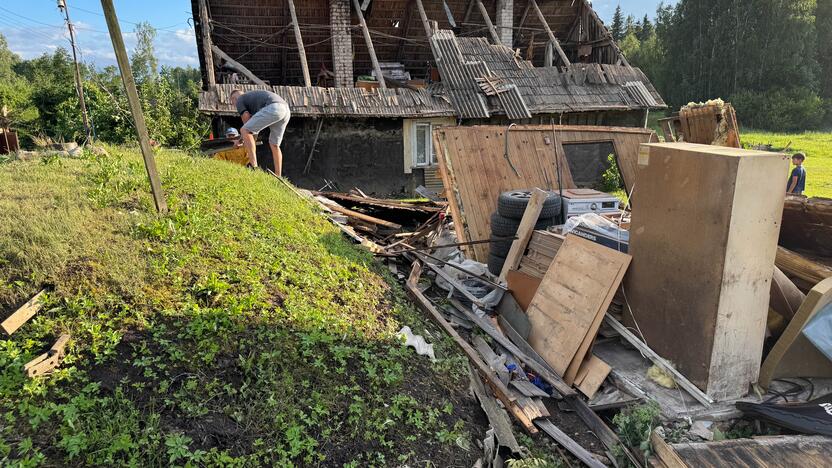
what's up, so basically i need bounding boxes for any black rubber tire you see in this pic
[489,235,513,257]
[487,252,507,276]
[490,213,560,237]
[497,190,562,220]
[490,213,522,237]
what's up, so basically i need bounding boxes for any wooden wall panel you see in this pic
[434,125,655,261]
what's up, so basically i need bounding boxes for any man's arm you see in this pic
[787,175,798,193]
[241,111,252,124]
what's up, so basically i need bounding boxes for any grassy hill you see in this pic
[0,148,481,466]
[742,131,832,198]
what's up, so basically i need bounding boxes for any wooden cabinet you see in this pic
[625,143,789,400]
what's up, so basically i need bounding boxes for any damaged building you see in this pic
[191,0,665,194]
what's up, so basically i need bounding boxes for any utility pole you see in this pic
[57,0,93,143]
[100,0,167,213]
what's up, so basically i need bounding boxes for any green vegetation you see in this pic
[743,131,832,198]
[0,24,207,149]
[618,1,831,132]
[0,148,478,466]
[612,402,661,465]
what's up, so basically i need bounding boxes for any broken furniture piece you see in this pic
[658,101,741,148]
[625,143,788,401]
[24,334,70,378]
[759,276,832,388]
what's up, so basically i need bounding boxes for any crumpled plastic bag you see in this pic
[396,326,436,362]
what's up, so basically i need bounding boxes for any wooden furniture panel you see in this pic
[625,143,788,400]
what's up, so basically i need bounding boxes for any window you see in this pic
[414,123,435,167]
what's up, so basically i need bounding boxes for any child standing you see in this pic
[787,152,807,195]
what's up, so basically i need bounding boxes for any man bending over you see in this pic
[230,89,291,175]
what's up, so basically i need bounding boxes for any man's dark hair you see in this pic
[793,152,806,161]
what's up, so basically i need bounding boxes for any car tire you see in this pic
[497,190,562,219]
[487,252,507,276]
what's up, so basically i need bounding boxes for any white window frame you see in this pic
[412,122,435,168]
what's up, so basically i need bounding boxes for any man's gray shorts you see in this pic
[242,102,291,146]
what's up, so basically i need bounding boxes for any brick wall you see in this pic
[330,0,354,88]
[496,0,513,48]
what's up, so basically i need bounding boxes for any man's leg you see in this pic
[268,104,291,177]
[269,144,283,177]
[240,127,258,167]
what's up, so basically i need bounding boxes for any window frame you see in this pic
[412,122,435,168]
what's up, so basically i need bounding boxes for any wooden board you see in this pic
[434,125,655,261]
[780,196,832,257]
[575,354,611,399]
[625,143,788,400]
[506,270,542,312]
[526,235,630,377]
[759,276,832,388]
[667,435,832,468]
[500,188,547,279]
[2,290,45,335]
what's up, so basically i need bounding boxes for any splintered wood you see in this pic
[526,235,630,385]
[24,334,70,378]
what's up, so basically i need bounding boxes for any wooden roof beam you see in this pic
[212,45,267,86]
[287,0,312,87]
[352,0,387,89]
[196,0,216,87]
[415,0,433,38]
[475,0,502,45]
[529,0,570,66]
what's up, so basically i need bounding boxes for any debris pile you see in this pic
[306,124,832,467]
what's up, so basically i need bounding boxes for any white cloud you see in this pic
[4,23,199,69]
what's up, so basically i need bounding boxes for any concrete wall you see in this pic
[496,0,514,48]
[259,117,420,196]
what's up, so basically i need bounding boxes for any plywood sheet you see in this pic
[434,125,655,261]
[526,235,631,377]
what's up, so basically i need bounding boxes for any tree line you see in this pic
[612,0,831,131]
[0,23,208,150]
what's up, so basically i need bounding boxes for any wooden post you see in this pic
[197,0,216,86]
[475,0,502,45]
[100,0,167,213]
[287,0,312,87]
[578,0,630,67]
[351,0,386,89]
[211,46,267,86]
[529,0,570,66]
[414,0,432,38]
[500,189,547,279]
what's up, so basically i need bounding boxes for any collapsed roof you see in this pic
[192,0,666,118]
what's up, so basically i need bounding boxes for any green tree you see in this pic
[818,0,832,102]
[131,22,158,84]
[638,15,654,41]
[14,49,77,138]
[611,5,625,41]
[0,34,38,133]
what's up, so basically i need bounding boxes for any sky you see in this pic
[1,1,675,69]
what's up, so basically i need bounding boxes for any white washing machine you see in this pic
[560,188,620,219]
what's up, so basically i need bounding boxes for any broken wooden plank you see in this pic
[24,334,70,378]
[511,379,550,398]
[405,261,537,434]
[575,354,612,399]
[468,364,522,454]
[776,246,832,286]
[535,419,606,468]
[651,429,687,468]
[449,299,574,397]
[500,188,548,279]
[473,335,510,385]
[419,258,487,308]
[2,289,46,335]
[604,314,713,406]
[325,204,403,229]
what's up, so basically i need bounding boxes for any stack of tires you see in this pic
[488,190,562,275]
